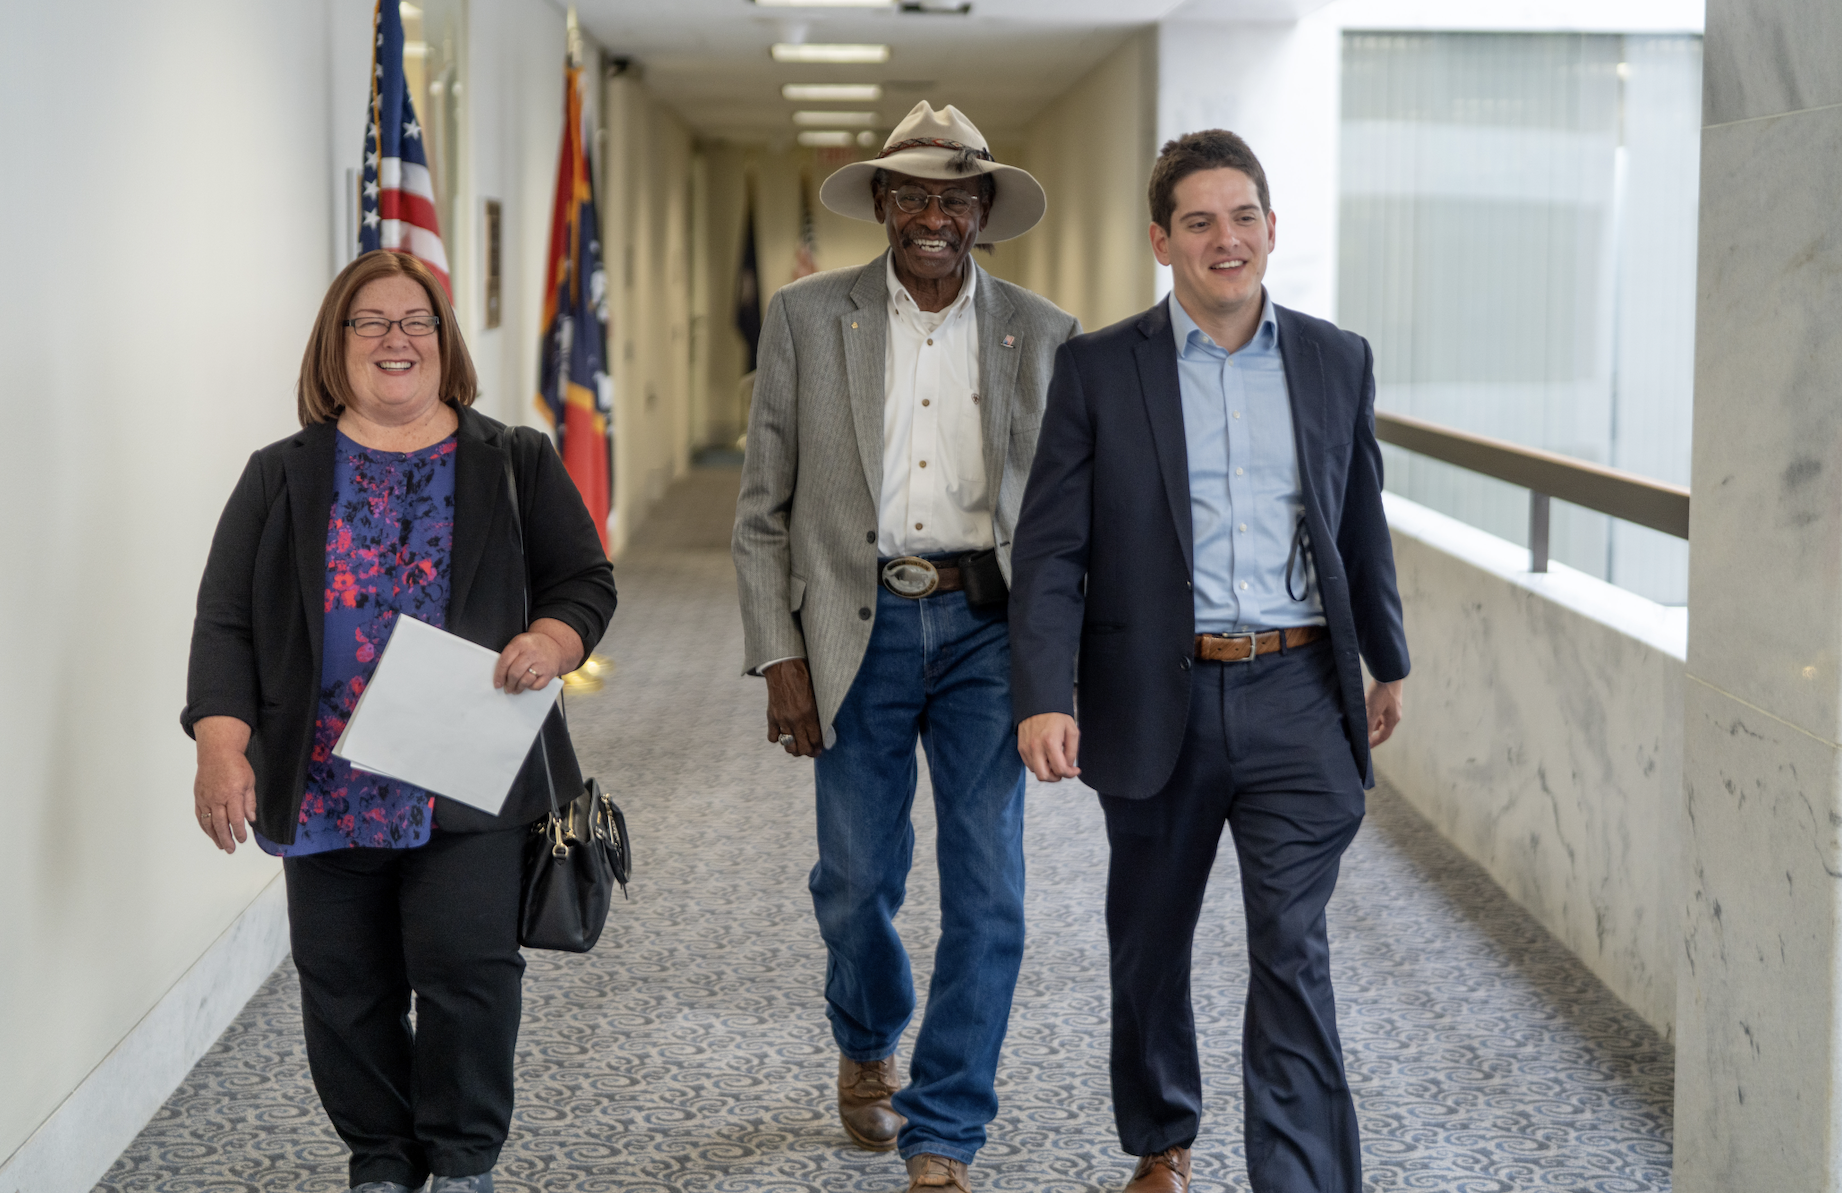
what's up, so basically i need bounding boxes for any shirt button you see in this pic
[926,338,934,346]
[1239,523,1248,533]
[915,522,923,531]
[972,393,981,404]
[1240,581,1249,591]
[1236,467,1245,476]
[922,399,931,407]
[866,531,877,543]
[859,607,872,620]
[1233,411,1241,419]
[919,460,928,468]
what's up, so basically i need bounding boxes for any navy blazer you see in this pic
[182,406,618,843]
[1010,297,1409,798]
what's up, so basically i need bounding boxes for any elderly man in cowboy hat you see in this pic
[733,102,1079,1192]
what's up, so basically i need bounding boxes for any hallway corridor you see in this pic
[98,470,1673,1193]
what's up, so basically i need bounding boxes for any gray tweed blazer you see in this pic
[732,252,1081,746]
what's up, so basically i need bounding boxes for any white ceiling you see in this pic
[573,0,1328,143]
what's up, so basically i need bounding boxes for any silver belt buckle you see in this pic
[1221,631,1260,663]
[882,556,940,599]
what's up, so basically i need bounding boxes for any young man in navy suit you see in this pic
[1007,130,1410,1193]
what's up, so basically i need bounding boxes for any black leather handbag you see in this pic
[501,453,630,953]
[520,749,630,952]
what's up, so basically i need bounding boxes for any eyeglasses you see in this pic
[345,316,440,338]
[887,187,981,217]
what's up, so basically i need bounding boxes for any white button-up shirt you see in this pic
[876,254,992,558]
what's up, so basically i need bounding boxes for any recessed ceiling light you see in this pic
[755,0,893,6]
[783,83,883,102]
[772,43,891,64]
[798,131,858,147]
[793,110,878,126]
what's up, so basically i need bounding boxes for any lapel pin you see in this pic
[1002,334,1017,349]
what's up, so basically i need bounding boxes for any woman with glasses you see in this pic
[181,250,616,1193]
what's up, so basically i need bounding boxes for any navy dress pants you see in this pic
[284,826,526,1189]
[1099,638,1366,1193]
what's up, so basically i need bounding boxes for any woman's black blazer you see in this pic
[182,405,618,844]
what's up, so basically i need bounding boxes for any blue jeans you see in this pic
[810,582,1028,1165]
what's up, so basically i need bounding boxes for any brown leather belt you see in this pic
[913,566,964,595]
[931,567,966,594]
[1193,625,1326,663]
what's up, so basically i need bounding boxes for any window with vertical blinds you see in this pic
[1339,32,1701,604]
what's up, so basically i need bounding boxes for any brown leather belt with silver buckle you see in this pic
[881,556,964,598]
[1193,626,1326,663]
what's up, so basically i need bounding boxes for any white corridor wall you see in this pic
[0,1,570,1187]
[0,0,332,1175]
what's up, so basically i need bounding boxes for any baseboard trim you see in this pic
[0,873,290,1193]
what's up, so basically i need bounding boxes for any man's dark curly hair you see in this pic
[1148,129,1271,231]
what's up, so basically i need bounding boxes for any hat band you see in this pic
[875,137,994,163]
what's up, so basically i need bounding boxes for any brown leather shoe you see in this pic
[837,1053,904,1151]
[1123,1147,1190,1192]
[904,1153,971,1192]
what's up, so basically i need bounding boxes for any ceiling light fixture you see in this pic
[771,43,891,63]
[797,131,858,147]
[783,83,883,101]
[793,110,878,126]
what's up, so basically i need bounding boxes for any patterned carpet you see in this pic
[99,469,1673,1192]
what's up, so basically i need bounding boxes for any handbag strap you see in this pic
[502,448,564,825]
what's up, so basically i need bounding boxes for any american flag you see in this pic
[792,172,820,280]
[359,0,450,295]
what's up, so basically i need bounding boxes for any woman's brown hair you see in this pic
[296,250,478,426]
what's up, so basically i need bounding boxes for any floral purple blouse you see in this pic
[258,431,458,858]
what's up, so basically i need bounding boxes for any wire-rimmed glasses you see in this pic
[887,187,980,217]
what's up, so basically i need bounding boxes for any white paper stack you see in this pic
[333,616,560,815]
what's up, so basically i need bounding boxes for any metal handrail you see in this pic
[1373,410,1690,573]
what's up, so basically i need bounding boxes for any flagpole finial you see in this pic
[566,6,583,70]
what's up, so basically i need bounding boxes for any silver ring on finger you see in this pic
[779,734,795,747]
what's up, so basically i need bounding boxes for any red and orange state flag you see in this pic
[535,61,611,549]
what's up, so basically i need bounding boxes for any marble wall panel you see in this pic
[1675,679,1842,1191]
[1679,15,1842,1186]
[1376,496,1684,1036]
[1688,103,1842,744]
[1702,0,1842,125]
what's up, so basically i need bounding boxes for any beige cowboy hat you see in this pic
[819,101,1047,243]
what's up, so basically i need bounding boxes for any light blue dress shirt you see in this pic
[1170,292,1326,633]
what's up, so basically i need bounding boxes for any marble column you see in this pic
[1676,1,1842,1188]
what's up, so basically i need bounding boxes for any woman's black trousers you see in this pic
[284,826,526,1188]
